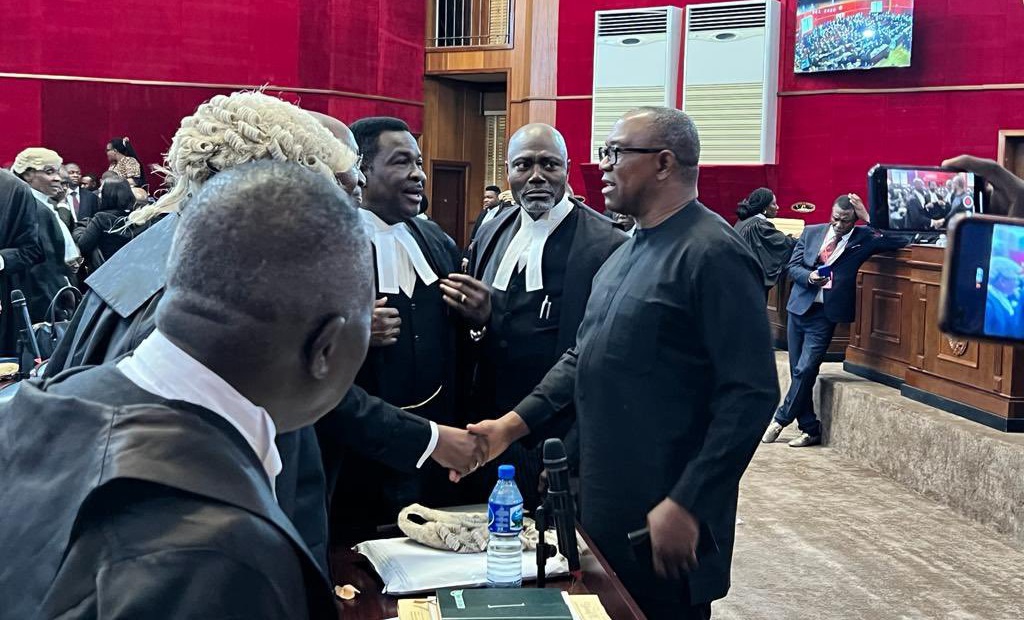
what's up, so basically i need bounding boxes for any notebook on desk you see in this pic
[436,588,573,620]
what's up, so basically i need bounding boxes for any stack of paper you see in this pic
[354,537,569,595]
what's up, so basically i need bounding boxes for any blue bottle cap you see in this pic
[498,464,515,480]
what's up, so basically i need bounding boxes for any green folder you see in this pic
[436,588,574,620]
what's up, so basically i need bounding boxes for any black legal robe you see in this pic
[0,171,43,356]
[26,198,73,321]
[469,200,626,417]
[466,202,516,250]
[734,216,797,289]
[0,365,335,619]
[42,213,433,574]
[465,201,626,503]
[343,216,463,533]
[515,201,779,615]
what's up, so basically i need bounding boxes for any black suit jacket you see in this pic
[70,187,99,220]
[0,366,335,619]
[42,213,433,575]
[786,224,910,324]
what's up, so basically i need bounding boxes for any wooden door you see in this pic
[431,161,468,247]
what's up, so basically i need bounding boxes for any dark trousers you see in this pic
[774,303,837,436]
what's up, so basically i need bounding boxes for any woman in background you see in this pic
[105,136,145,187]
[734,187,796,294]
[72,179,139,272]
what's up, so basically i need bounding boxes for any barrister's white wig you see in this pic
[130,90,356,225]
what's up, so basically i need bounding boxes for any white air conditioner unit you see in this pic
[590,7,683,163]
[682,0,781,164]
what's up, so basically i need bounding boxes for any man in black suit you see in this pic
[904,178,933,229]
[468,184,503,244]
[466,107,779,619]
[763,194,910,447]
[340,117,491,537]
[461,123,627,504]
[984,257,1022,339]
[0,161,367,618]
[65,162,100,220]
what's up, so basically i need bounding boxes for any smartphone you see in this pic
[627,523,720,574]
[868,164,985,232]
[939,215,1024,343]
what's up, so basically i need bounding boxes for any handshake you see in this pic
[430,413,531,483]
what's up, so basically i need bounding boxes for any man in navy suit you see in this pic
[984,257,1022,339]
[763,194,910,447]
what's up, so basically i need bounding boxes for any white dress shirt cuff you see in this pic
[416,421,440,469]
[0,256,5,271]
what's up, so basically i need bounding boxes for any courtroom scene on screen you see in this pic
[2,1,1023,619]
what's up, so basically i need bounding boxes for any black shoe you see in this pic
[787,433,821,448]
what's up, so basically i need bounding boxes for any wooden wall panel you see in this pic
[422,76,488,246]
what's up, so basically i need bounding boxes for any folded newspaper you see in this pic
[354,536,571,595]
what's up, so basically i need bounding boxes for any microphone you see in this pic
[11,289,41,365]
[542,438,581,575]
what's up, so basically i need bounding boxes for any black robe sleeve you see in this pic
[0,176,43,274]
[315,385,433,494]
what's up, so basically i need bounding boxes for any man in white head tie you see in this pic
[460,123,627,504]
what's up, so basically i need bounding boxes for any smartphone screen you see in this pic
[869,165,983,232]
[941,216,1024,342]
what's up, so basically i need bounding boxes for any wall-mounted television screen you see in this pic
[795,0,914,73]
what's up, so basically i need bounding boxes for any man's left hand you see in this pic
[849,193,870,223]
[647,498,700,581]
[441,273,492,326]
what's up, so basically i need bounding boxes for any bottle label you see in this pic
[488,501,524,534]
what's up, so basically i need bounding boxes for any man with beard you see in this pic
[461,123,626,505]
[341,116,491,537]
[463,108,779,619]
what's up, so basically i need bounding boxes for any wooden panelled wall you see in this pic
[422,77,488,245]
[424,0,558,130]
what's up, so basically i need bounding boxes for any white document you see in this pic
[354,536,570,595]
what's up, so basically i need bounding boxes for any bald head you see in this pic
[506,123,571,218]
[158,160,374,428]
[311,111,366,204]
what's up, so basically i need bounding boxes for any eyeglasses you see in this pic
[598,145,672,167]
[354,154,364,170]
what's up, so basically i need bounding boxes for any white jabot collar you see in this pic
[491,194,573,292]
[29,186,81,263]
[117,330,283,492]
[361,209,438,298]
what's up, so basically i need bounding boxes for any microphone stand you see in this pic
[534,504,556,588]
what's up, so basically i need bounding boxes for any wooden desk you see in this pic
[844,245,1024,432]
[767,276,850,361]
[329,529,646,620]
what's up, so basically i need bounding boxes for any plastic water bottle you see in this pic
[486,464,524,587]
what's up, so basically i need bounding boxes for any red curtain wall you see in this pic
[557,0,1024,222]
[0,0,425,178]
